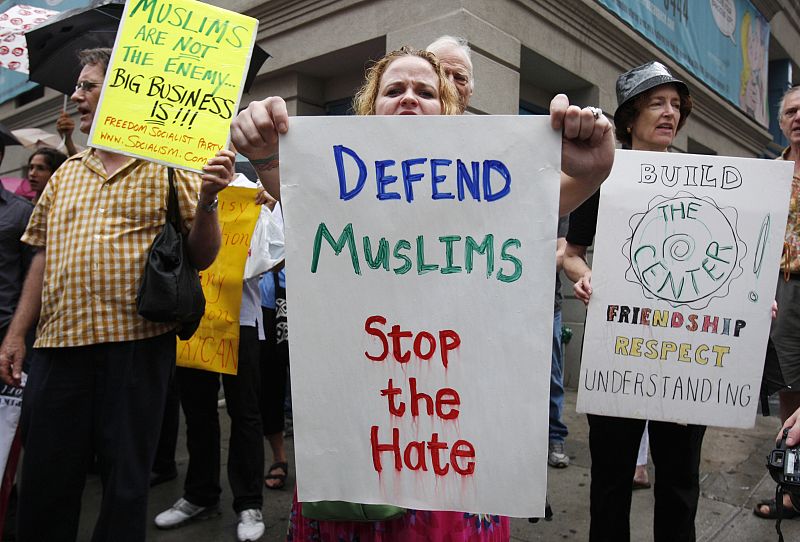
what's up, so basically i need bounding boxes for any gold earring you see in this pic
[627,126,631,134]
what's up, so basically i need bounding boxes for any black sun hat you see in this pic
[614,61,690,125]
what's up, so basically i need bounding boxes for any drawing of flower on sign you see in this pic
[623,191,746,310]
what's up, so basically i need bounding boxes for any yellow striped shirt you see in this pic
[22,149,202,347]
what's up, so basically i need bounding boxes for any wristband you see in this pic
[198,195,218,213]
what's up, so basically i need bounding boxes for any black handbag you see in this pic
[136,168,206,340]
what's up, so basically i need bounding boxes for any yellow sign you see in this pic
[89,0,257,172]
[177,186,260,374]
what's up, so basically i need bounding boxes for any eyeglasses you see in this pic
[74,81,102,93]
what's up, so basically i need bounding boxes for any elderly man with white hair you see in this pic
[426,35,474,112]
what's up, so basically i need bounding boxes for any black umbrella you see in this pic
[25,0,268,95]
[244,43,270,93]
[25,0,123,95]
[0,122,21,146]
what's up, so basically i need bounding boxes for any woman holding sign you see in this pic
[231,46,614,541]
[231,60,614,215]
[574,62,704,542]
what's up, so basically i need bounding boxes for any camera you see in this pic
[767,428,800,489]
[766,429,800,541]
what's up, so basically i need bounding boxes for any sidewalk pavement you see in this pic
[73,390,799,542]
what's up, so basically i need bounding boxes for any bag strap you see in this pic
[166,167,182,230]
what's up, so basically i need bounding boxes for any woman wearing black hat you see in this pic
[565,61,702,542]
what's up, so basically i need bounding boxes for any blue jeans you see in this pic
[549,311,568,443]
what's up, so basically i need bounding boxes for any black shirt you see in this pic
[0,184,34,329]
[554,215,569,313]
[566,189,600,247]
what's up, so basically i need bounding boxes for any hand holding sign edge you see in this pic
[551,94,614,216]
[230,96,289,162]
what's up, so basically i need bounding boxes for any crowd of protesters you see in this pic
[0,31,798,542]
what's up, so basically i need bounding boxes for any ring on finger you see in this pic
[587,106,603,120]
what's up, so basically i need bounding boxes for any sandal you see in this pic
[265,461,289,490]
[753,498,800,519]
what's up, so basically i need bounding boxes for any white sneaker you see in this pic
[547,441,570,468]
[154,498,220,529]
[237,509,265,541]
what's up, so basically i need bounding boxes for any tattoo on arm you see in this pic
[250,154,279,172]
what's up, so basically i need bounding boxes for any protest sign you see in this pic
[281,115,560,517]
[177,185,259,375]
[0,379,24,476]
[577,150,793,428]
[88,0,257,172]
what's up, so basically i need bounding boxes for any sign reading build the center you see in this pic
[577,150,793,428]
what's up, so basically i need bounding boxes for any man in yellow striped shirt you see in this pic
[0,48,234,542]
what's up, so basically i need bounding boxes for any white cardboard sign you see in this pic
[0,377,24,475]
[281,115,561,517]
[577,149,793,428]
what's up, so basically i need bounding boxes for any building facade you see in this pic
[1,0,798,384]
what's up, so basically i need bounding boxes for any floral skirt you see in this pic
[287,496,510,542]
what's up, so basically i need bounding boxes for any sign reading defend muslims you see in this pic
[577,150,793,428]
[281,115,560,517]
[88,0,257,172]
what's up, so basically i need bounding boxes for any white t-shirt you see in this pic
[239,276,265,339]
